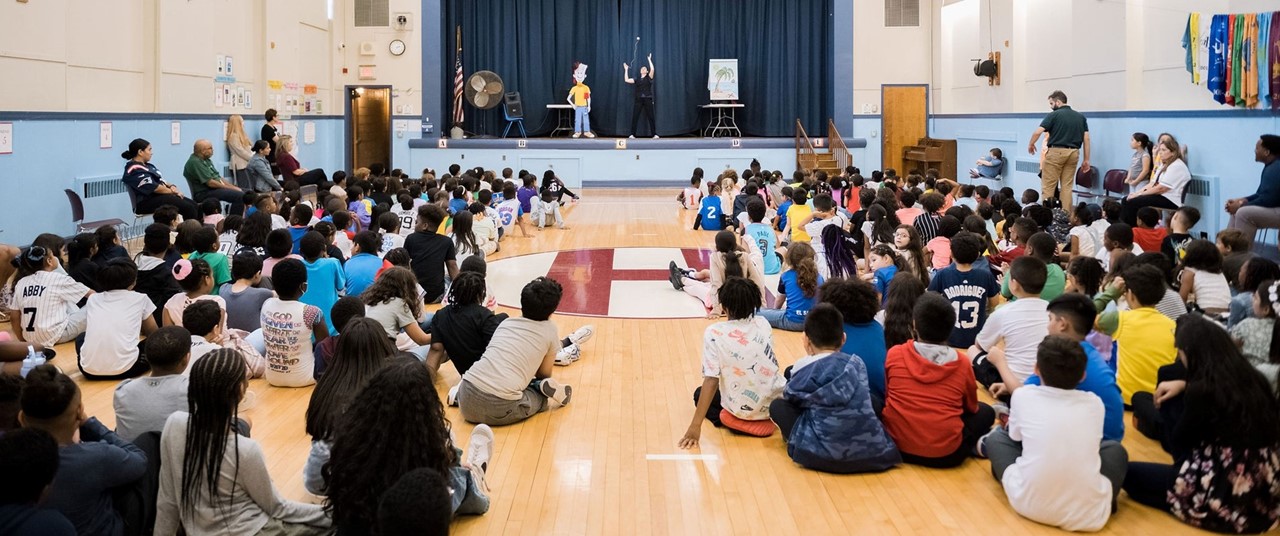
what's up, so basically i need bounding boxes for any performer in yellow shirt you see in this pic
[566,61,594,138]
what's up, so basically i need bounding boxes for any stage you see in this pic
[406,135,868,188]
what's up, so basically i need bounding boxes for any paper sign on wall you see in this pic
[99,122,112,149]
[244,90,252,110]
[217,55,225,75]
[236,87,245,108]
[170,121,181,145]
[222,121,229,141]
[268,80,283,90]
[0,122,12,154]
[215,84,223,107]
[223,85,232,106]
[303,122,316,144]
[225,56,234,76]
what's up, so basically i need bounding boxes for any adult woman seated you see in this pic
[120,138,199,221]
[275,135,326,186]
[245,140,283,193]
[1120,138,1190,226]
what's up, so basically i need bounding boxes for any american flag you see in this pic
[452,47,464,125]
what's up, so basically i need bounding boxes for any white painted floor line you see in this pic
[645,454,719,461]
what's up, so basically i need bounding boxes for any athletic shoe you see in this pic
[628,135,635,139]
[554,343,581,366]
[653,135,660,139]
[973,427,999,459]
[567,325,594,346]
[466,424,495,473]
[992,402,1010,428]
[572,132,581,139]
[447,383,460,407]
[584,132,596,138]
[539,378,573,407]
[668,261,685,290]
[42,348,56,362]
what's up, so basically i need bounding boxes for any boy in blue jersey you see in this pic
[693,183,725,231]
[927,232,1000,348]
[774,186,794,233]
[743,199,781,275]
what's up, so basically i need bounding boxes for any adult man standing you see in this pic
[1028,91,1090,212]
[183,139,245,217]
[1226,135,1280,245]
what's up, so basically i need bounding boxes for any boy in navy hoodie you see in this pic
[770,304,901,474]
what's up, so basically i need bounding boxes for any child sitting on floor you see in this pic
[1093,264,1177,405]
[260,258,329,387]
[770,303,901,474]
[680,277,786,447]
[1177,239,1231,316]
[112,326,191,441]
[79,258,159,381]
[1161,206,1199,261]
[1131,207,1167,254]
[971,256,1049,393]
[881,292,995,468]
[977,335,1128,532]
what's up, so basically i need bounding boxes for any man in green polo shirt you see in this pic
[183,139,244,217]
[1028,90,1090,213]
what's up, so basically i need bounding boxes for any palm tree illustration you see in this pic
[714,66,734,93]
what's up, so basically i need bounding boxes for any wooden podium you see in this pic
[901,137,957,181]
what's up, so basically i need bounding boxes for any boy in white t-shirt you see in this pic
[496,183,530,239]
[79,258,159,380]
[391,195,419,237]
[260,258,329,387]
[971,256,1049,396]
[680,277,786,448]
[977,336,1127,532]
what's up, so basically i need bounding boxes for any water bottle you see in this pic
[19,345,44,378]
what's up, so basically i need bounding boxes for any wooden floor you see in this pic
[52,189,1206,535]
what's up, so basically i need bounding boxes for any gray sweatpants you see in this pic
[985,427,1128,504]
[456,379,549,426]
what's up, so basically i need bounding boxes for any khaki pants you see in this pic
[1040,147,1079,210]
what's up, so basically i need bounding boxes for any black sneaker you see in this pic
[42,348,57,361]
[668,261,685,290]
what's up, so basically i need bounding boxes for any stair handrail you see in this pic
[795,119,817,172]
[827,118,852,172]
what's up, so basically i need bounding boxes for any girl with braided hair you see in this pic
[156,349,330,535]
[325,359,494,533]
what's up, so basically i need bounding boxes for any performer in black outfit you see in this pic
[624,54,657,139]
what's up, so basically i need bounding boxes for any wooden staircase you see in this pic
[795,119,852,177]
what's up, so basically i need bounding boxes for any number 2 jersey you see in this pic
[926,265,999,348]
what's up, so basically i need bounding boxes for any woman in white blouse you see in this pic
[1120,138,1191,226]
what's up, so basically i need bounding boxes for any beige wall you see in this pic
[0,0,336,115]
[852,0,935,114]
[331,0,422,115]
[934,0,1274,113]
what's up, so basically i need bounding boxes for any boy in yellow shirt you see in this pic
[1093,264,1176,404]
[782,187,812,245]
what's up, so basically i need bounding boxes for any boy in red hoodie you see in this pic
[882,292,996,468]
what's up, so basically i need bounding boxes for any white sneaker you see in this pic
[447,383,460,407]
[628,135,635,139]
[466,424,495,472]
[539,378,573,407]
[653,135,660,139]
[584,132,596,138]
[567,324,595,346]
[572,132,581,139]
[554,343,581,366]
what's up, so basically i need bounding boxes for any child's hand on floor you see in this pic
[679,428,702,449]
[989,383,1010,399]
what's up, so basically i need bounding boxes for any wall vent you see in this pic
[355,0,390,27]
[885,0,920,27]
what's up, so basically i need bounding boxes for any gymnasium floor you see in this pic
[47,189,1202,535]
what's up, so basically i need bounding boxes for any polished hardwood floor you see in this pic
[48,189,1205,535]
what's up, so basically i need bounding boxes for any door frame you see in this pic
[879,83,930,170]
[343,84,394,173]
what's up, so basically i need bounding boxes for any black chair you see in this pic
[64,189,126,235]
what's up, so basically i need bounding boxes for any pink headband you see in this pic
[172,259,194,280]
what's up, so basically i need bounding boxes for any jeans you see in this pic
[574,106,590,133]
[756,308,805,331]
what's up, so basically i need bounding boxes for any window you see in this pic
[885,0,920,28]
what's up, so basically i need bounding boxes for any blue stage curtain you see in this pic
[443,0,832,138]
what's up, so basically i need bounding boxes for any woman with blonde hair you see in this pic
[225,114,254,189]
[1120,138,1192,226]
[275,134,327,186]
